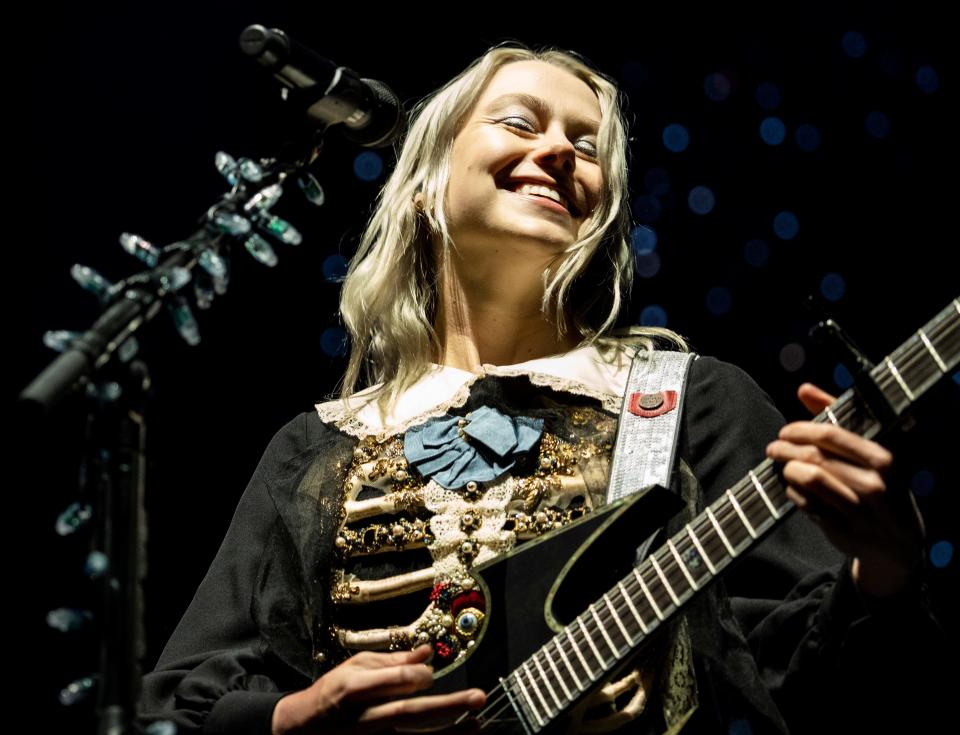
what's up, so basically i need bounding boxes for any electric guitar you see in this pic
[427,297,959,733]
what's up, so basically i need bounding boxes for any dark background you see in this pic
[15,2,956,729]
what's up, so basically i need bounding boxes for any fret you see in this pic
[576,616,607,670]
[589,604,621,657]
[532,655,563,711]
[649,554,681,606]
[918,328,948,372]
[884,356,916,402]
[618,581,649,633]
[511,669,545,729]
[523,661,554,719]
[825,406,839,425]
[749,470,780,519]
[685,523,717,575]
[603,593,635,646]
[705,506,737,558]
[726,489,757,539]
[667,538,699,590]
[568,622,596,679]
[554,636,585,691]
[543,643,575,700]
[633,567,665,620]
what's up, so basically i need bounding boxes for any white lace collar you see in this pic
[314,341,638,439]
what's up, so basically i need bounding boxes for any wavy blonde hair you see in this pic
[338,42,686,418]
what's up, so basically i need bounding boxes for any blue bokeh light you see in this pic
[915,65,940,93]
[706,286,733,315]
[663,124,690,153]
[795,124,822,152]
[930,540,953,569]
[820,272,846,301]
[773,211,800,240]
[954,371,960,385]
[911,469,935,498]
[833,362,854,389]
[635,251,661,278]
[704,72,732,102]
[760,116,786,145]
[322,254,348,283]
[640,304,668,327]
[644,167,672,195]
[779,343,806,372]
[729,718,754,735]
[755,82,781,110]
[744,239,769,267]
[865,111,892,139]
[632,194,662,223]
[320,326,348,357]
[353,151,384,181]
[688,186,716,215]
[631,225,658,254]
[842,31,867,59]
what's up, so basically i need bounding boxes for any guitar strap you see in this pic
[606,349,698,504]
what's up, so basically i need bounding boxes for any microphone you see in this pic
[239,24,405,148]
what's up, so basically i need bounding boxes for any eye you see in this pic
[500,116,599,159]
[500,115,536,132]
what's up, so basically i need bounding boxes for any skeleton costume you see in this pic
[138,343,941,735]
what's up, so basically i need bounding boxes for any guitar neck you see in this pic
[501,298,960,733]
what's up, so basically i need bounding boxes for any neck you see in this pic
[432,244,579,371]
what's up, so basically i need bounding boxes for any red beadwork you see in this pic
[451,590,485,615]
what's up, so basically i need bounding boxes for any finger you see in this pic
[781,459,861,512]
[347,646,434,670]
[340,664,436,704]
[797,382,837,415]
[775,423,893,471]
[766,440,889,500]
[357,689,486,731]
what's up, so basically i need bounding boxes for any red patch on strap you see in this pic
[628,390,678,417]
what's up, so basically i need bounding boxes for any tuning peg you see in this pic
[198,250,229,295]
[244,233,279,267]
[144,720,178,735]
[159,266,191,293]
[237,157,264,183]
[59,675,98,706]
[70,264,114,302]
[194,279,215,310]
[209,209,251,236]
[215,151,239,186]
[55,501,93,536]
[298,172,325,206]
[43,330,81,353]
[46,608,94,633]
[261,214,302,245]
[167,295,200,346]
[119,232,161,267]
[245,183,283,214]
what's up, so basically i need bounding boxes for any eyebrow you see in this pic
[485,92,601,133]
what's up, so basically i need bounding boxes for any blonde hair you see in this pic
[338,42,686,418]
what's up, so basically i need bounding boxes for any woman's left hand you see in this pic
[765,383,926,599]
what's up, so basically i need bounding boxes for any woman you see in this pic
[139,44,934,735]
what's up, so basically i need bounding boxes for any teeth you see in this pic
[513,183,568,210]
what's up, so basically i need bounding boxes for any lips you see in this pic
[503,179,580,216]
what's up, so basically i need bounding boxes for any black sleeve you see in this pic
[137,413,318,735]
[682,356,944,732]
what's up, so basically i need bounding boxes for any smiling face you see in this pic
[441,60,605,262]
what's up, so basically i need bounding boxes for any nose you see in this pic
[532,127,576,173]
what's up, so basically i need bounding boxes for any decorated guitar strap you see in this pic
[606,349,698,504]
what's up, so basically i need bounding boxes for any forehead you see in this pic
[474,60,601,126]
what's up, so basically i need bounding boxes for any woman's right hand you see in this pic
[271,645,486,734]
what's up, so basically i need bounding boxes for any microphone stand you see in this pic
[19,40,337,734]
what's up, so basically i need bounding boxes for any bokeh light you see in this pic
[773,211,800,240]
[760,116,786,145]
[820,272,846,301]
[640,304,668,327]
[915,65,940,94]
[353,151,384,181]
[635,251,662,278]
[706,286,733,315]
[663,124,690,153]
[795,124,822,152]
[704,72,732,101]
[631,225,658,254]
[322,254,348,283]
[688,186,716,215]
[841,31,867,59]
[779,342,806,372]
[755,82,781,110]
[930,540,953,569]
[833,362,854,389]
[865,111,892,139]
[321,326,348,357]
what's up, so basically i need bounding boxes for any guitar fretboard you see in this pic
[501,299,959,733]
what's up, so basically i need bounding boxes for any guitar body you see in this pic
[431,483,680,699]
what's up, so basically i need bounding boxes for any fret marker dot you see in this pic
[929,540,953,569]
